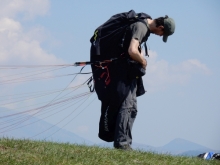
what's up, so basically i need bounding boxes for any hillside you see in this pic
[0,138,219,165]
[98,138,220,157]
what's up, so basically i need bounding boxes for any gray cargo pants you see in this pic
[114,81,137,147]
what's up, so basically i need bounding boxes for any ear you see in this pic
[158,25,164,30]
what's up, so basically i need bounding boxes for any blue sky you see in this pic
[0,0,219,150]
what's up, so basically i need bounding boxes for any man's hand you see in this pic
[128,38,147,69]
[142,59,147,69]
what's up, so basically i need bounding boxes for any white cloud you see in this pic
[0,1,63,65]
[0,18,63,65]
[178,59,211,75]
[0,0,64,107]
[0,0,50,19]
[143,50,211,92]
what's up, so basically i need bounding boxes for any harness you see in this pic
[74,57,121,93]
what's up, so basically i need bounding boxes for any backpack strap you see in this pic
[144,42,149,57]
[137,19,150,57]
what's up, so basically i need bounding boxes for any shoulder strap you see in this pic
[144,42,149,57]
[137,19,150,57]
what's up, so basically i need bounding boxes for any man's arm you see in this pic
[128,38,147,69]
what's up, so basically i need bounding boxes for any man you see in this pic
[90,12,175,150]
[128,15,175,69]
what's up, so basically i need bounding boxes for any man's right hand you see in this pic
[142,59,147,69]
[128,39,148,69]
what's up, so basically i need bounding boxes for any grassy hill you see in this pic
[0,138,218,165]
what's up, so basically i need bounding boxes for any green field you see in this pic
[0,138,218,165]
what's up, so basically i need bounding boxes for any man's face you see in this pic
[153,26,164,36]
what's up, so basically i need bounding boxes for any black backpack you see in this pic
[90,10,152,57]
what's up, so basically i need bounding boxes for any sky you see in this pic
[0,0,220,150]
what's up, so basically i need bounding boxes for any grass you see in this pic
[0,138,219,165]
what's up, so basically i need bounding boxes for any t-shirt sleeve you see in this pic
[130,22,148,43]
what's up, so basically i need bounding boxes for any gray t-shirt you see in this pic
[129,20,149,44]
